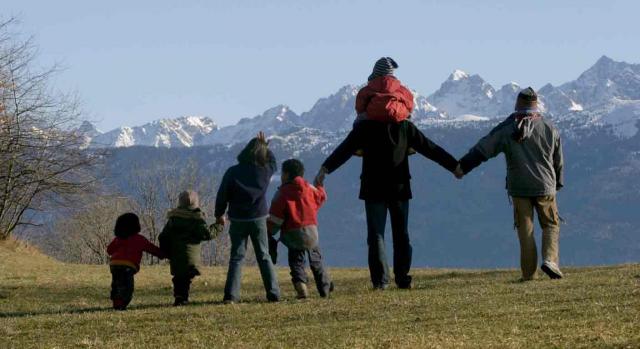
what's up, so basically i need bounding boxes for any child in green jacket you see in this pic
[159,191,213,306]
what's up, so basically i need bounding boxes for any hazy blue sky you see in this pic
[5,0,639,129]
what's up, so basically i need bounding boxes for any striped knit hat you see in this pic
[368,57,399,81]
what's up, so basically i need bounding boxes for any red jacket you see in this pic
[355,76,415,123]
[268,177,326,233]
[107,234,165,271]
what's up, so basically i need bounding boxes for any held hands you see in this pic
[314,166,328,187]
[215,215,226,226]
[454,163,465,179]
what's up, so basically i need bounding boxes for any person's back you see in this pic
[268,159,332,298]
[107,213,165,310]
[458,87,564,281]
[459,97,563,197]
[317,118,457,290]
[324,120,457,201]
[215,150,276,221]
[215,132,281,303]
[270,176,325,249]
[159,190,212,306]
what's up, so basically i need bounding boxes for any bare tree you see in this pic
[43,195,133,264]
[0,18,98,240]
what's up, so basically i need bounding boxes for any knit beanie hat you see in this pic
[368,57,399,81]
[514,87,539,112]
[178,190,200,210]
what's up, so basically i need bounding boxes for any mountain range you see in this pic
[83,56,640,148]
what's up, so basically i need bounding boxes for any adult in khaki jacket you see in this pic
[457,87,564,280]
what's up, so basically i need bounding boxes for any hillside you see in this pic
[1,241,638,348]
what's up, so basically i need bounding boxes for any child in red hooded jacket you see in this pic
[355,57,414,123]
[107,213,165,310]
[268,159,333,299]
[353,57,416,155]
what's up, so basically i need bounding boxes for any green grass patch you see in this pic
[1,240,639,348]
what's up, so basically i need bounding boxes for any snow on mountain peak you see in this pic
[450,69,469,81]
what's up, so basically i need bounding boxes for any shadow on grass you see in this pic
[0,299,228,319]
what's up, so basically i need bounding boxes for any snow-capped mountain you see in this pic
[82,56,640,148]
[299,85,359,131]
[560,55,640,108]
[201,105,301,145]
[427,69,499,118]
[87,116,217,148]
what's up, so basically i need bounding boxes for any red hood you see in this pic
[284,176,310,194]
[367,76,402,93]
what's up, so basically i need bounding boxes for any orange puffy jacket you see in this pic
[355,76,414,122]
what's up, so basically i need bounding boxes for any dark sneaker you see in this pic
[397,281,413,290]
[223,300,236,305]
[541,261,563,279]
[173,297,189,306]
[373,283,389,291]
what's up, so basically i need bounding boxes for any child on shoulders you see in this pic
[354,57,416,155]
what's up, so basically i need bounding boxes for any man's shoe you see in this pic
[372,283,389,291]
[223,299,236,305]
[293,282,309,299]
[397,281,413,290]
[173,297,189,306]
[541,261,563,279]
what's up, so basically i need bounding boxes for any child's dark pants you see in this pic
[172,267,199,301]
[110,265,136,309]
[288,246,331,297]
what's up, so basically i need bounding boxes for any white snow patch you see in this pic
[454,114,490,122]
[451,69,469,81]
[569,100,584,111]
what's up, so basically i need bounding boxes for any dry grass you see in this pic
[1,240,639,348]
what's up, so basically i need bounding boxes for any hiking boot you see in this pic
[319,281,335,298]
[293,282,309,299]
[112,299,127,311]
[541,261,563,279]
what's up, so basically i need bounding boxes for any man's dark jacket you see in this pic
[322,120,458,201]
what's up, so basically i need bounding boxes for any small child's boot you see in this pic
[113,299,127,311]
[173,296,189,306]
[293,282,308,299]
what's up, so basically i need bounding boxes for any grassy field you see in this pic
[1,240,639,349]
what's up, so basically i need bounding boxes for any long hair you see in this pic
[237,138,269,166]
